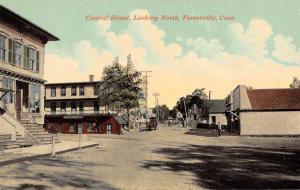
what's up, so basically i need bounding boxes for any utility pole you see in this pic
[153,92,160,123]
[140,71,152,119]
[183,98,188,127]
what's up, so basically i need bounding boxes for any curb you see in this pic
[0,143,98,167]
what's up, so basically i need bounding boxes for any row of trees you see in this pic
[98,55,210,125]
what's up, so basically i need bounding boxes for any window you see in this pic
[23,47,39,72]
[56,123,63,133]
[60,102,66,113]
[79,102,84,112]
[71,86,77,96]
[93,101,99,111]
[69,123,75,132]
[106,124,112,134]
[2,77,14,104]
[0,35,6,61]
[50,102,56,113]
[51,87,56,97]
[87,123,94,132]
[79,86,84,96]
[60,86,66,96]
[12,41,22,67]
[71,102,77,113]
[94,84,99,96]
[29,84,41,113]
[28,48,36,70]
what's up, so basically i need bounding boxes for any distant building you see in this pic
[226,85,300,135]
[0,5,58,147]
[207,99,227,127]
[44,76,124,134]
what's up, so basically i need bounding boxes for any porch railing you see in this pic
[45,109,117,116]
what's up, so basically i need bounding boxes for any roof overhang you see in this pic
[0,5,59,43]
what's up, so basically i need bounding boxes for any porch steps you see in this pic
[0,134,32,150]
[22,123,53,144]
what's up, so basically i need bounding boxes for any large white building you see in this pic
[227,85,300,135]
[0,5,58,148]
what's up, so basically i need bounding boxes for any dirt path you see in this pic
[0,125,300,189]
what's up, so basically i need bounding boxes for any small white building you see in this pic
[227,85,300,135]
[207,99,227,127]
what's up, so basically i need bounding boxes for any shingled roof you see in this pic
[206,99,226,113]
[247,89,300,110]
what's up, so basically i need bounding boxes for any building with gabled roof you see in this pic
[207,99,227,127]
[226,85,300,135]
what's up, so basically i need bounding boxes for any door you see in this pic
[106,124,112,134]
[212,116,216,124]
[15,90,21,120]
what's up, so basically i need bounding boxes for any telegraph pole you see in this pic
[153,92,160,123]
[140,71,152,118]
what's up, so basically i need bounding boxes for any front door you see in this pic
[15,90,21,120]
[106,124,112,134]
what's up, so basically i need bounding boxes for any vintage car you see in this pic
[146,116,157,131]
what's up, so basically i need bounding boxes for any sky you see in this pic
[1,0,300,108]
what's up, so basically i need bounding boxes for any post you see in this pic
[78,123,82,150]
[79,132,82,150]
[183,98,188,127]
[51,133,56,157]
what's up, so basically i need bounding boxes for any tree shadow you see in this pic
[185,128,238,137]
[0,156,118,190]
[141,144,300,189]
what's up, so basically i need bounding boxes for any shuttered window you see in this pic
[0,35,6,61]
[36,51,39,72]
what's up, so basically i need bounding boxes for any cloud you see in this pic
[44,13,300,108]
[185,37,226,60]
[228,19,273,60]
[44,54,85,82]
[272,34,300,65]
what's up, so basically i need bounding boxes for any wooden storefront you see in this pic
[45,115,124,135]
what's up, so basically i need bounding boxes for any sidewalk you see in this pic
[0,140,98,166]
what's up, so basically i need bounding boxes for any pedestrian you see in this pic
[217,122,222,136]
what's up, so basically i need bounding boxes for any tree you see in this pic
[99,55,144,130]
[169,107,178,119]
[175,88,209,120]
[153,104,170,121]
[290,76,300,88]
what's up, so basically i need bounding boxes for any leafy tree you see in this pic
[153,104,170,121]
[99,55,144,129]
[290,76,300,88]
[175,88,209,119]
[169,107,178,119]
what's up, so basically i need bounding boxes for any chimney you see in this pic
[89,75,94,82]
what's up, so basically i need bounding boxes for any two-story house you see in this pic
[44,75,125,134]
[0,5,59,147]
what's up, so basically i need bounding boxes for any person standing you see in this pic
[217,122,222,136]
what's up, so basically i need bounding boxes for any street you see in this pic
[0,125,300,190]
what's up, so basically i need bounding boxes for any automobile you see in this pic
[146,116,157,131]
